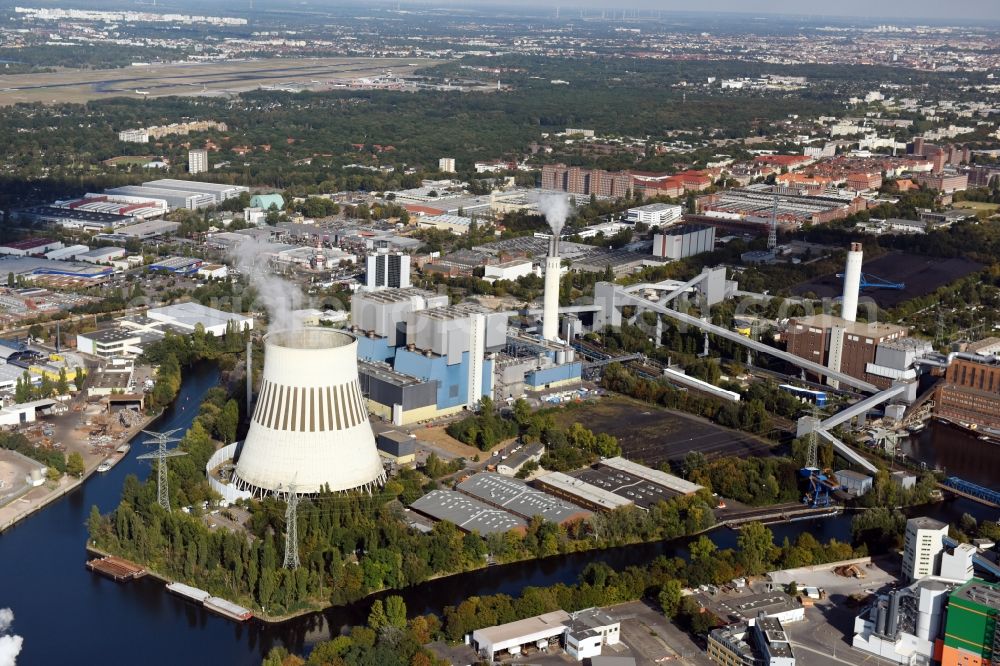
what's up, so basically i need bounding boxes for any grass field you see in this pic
[954,200,1000,218]
[0,57,438,105]
[553,395,774,472]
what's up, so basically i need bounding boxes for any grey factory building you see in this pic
[409,489,527,535]
[456,472,592,525]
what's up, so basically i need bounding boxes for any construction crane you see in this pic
[836,272,905,290]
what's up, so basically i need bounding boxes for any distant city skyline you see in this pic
[397,0,998,21]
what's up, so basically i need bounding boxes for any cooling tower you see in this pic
[233,328,385,496]
[841,242,863,322]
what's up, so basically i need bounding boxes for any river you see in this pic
[1,365,997,665]
[903,420,1000,490]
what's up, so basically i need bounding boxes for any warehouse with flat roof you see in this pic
[532,471,633,513]
[600,457,703,495]
[456,472,591,525]
[410,489,527,535]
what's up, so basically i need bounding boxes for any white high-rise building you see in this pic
[188,149,209,175]
[365,251,411,290]
[438,157,456,173]
[902,517,948,582]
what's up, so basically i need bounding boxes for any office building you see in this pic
[934,356,1000,430]
[365,251,411,289]
[709,616,796,666]
[626,203,683,227]
[902,517,948,582]
[652,224,715,259]
[188,149,208,175]
[941,580,1000,666]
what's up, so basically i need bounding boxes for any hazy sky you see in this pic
[471,0,999,21]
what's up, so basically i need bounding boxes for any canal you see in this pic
[1,365,997,664]
[903,420,1000,490]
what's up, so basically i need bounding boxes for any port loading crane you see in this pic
[835,272,906,290]
[800,467,841,508]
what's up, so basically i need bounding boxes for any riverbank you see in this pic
[0,407,160,534]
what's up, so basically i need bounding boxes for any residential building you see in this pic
[438,157,456,173]
[914,172,968,193]
[188,149,208,175]
[902,516,948,582]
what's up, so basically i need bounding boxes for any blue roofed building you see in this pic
[249,194,284,211]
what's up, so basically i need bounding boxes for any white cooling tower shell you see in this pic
[232,328,386,496]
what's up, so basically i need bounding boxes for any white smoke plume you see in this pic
[538,193,570,236]
[227,238,304,332]
[0,608,23,666]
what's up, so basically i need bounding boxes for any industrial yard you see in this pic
[792,252,983,308]
[553,396,775,469]
[0,57,436,105]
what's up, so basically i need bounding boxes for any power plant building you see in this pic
[934,355,1000,430]
[352,289,502,423]
[365,251,411,290]
[941,580,1000,666]
[652,224,716,260]
[784,315,907,389]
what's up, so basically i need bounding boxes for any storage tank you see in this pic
[232,328,386,496]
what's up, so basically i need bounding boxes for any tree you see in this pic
[659,579,683,618]
[384,595,407,629]
[66,452,85,478]
[57,367,69,395]
[368,599,388,632]
[737,521,775,576]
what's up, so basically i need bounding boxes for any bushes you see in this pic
[446,397,517,450]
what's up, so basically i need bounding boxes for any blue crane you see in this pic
[836,272,906,290]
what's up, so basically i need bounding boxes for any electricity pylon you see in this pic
[136,428,187,510]
[282,484,300,570]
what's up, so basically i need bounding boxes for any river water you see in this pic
[1,365,997,664]
[903,420,1000,490]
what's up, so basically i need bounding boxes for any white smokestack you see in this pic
[539,195,569,341]
[842,242,863,322]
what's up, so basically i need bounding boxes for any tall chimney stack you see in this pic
[842,243,863,322]
[542,234,561,341]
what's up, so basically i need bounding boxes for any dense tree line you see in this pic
[267,515,864,665]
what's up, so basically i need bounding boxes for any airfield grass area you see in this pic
[553,395,774,471]
[0,57,438,105]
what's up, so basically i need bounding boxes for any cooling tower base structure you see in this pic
[232,328,386,497]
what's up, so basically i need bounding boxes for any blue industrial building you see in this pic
[526,362,583,391]
[148,256,203,275]
[394,348,494,411]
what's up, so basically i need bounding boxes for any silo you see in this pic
[233,328,386,496]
